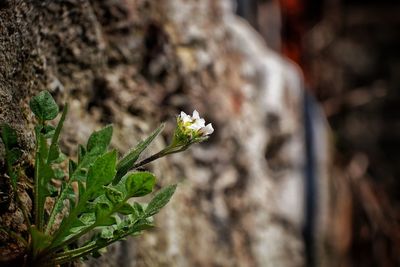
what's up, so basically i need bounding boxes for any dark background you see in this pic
[236,0,400,266]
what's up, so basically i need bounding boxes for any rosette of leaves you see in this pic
[0,91,177,266]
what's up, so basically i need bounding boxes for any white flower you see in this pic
[177,110,214,137]
[180,111,192,124]
[200,123,214,135]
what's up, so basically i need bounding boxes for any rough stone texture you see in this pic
[0,0,331,266]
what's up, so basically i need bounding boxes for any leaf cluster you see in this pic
[0,91,177,266]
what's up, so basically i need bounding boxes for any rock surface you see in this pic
[0,0,330,266]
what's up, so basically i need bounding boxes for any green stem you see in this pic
[44,181,75,235]
[51,222,138,267]
[47,196,128,254]
[46,217,145,266]
[44,105,68,234]
[48,197,86,248]
[46,104,68,164]
[51,240,110,266]
[132,144,189,169]
[33,149,40,229]
[34,122,47,231]
[45,152,91,235]
[44,241,98,266]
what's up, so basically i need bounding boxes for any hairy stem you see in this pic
[132,144,189,169]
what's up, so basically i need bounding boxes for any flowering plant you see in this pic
[173,110,214,145]
[0,91,213,266]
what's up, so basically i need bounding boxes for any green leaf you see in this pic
[45,182,74,234]
[47,183,59,197]
[69,219,87,234]
[69,159,77,175]
[128,219,154,235]
[77,181,85,203]
[8,148,22,165]
[104,186,124,204]
[114,123,164,184]
[42,125,55,138]
[78,144,86,164]
[100,227,114,240]
[74,168,88,182]
[54,168,65,180]
[86,125,113,155]
[145,184,177,217]
[0,124,21,191]
[48,143,61,162]
[29,91,59,121]
[95,203,116,226]
[79,213,96,225]
[38,156,55,186]
[37,131,49,163]
[133,202,145,217]
[125,171,156,198]
[117,203,135,215]
[63,182,75,207]
[86,150,117,200]
[0,123,18,148]
[95,202,111,218]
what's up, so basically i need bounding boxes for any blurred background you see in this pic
[235,0,400,266]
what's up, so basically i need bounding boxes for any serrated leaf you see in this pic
[86,125,113,155]
[145,184,177,217]
[29,91,59,121]
[114,123,165,184]
[85,150,117,200]
[125,171,156,198]
[104,186,124,204]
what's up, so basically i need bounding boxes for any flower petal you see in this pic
[180,111,191,123]
[201,123,214,135]
[192,110,200,120]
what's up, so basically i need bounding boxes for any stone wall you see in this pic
[0,0,331,266]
